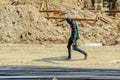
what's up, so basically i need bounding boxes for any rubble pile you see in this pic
[0,5,69,44]
[0,0,120,46]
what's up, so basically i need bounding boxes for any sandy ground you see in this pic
[0,44,120,69]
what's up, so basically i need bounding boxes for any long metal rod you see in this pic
[45,0,49,17]
[39,10,60,14]
[85,10,120,13]
[40,10,120,13]
[45,17,98,21]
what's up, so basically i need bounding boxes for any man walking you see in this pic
[66,17,88,60]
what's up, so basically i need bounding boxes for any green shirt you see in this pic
[70,21,79,42]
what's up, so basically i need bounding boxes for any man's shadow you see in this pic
[33,56,84,64]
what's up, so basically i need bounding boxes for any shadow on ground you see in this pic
[33,56,84,64]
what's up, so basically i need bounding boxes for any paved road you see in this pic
[0,66,120,80]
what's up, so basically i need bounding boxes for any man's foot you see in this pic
[66,57,71,60]
[84,54,88,60]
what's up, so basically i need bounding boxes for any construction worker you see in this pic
[66,17,88,60]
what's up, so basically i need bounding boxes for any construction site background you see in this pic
[0,0,120,46]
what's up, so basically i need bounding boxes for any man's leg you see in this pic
[67,38,73,59]
[73,42,88,60]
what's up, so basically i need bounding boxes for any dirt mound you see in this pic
[0,5,69,44]
[0,0,120,46]
[54,9,120,46]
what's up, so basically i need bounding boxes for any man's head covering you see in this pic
[66,17,73,24]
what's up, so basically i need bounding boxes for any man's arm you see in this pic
[72,23,77,45]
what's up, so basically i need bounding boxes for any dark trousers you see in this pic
[67,38,87,58]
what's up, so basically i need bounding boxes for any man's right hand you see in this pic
[72,42,76,50]
[72,42,76,46]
